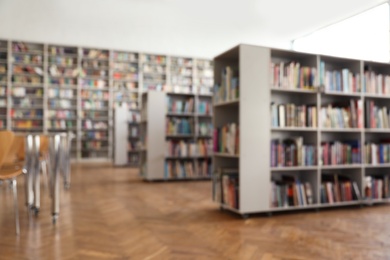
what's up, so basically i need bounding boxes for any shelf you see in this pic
[49,107,78,110]
[11,61,42,66]
[362,198,390,204]
[48,53,78,58]
[12,95,44,99]
[197,114,213,118]
[167,92,195,97]
[365,128,390,133]
[82,108,109,111]
[165,156,210,160]
[83,129,109,131]
[12,106,44,109]
[49,97,77,100]
[320,201,360,208]
[47,117,78,120]
[213,99,239,107]
[269,204,319,212]
[12,117,43,120]
[166,113,195,117]
[49,85,78,89]
[82,98,109,102]
[11,83,43,88]
[196,135,212,138]
[321,164,362,170]
[271,166,318,171]
[364,164,390,169]
[112,78,138,83]
[81,148,109,151]
[197,94,213,98]
[48,127,78,131]
[270,87,317,94]
[271,127,317,132]
[12,50,43,55]
[323,91,361,97]
[321,128,362,133]
[363,93,390,99]
[81,138,109,141]
[81,88,109,91]
[214,152,239,158]
[166,134,194,138]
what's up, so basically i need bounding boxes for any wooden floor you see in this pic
[1,164,390,259]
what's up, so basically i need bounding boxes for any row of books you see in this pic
[320,100,363,129]
[164,160,211,179]
[47,120,76,129]
[83,121,108,130]
[113,52,137,62]
[270,138,316,167]
[198,101,212,115]
[49,56,76,66]
[49,46,77,55]
[213,169,239,209]
[11,109,43,118]
[81,60,108,69]
[142,55,166,64]
[113,81,137,91]
[13,42,42,53]
[365,101,390,129]
[82,49,109,60]
[112,72,138,80]
[322,69,361,93]
[49,100,75,109]
[165,139,212,157]
[321,141,361,165]
[363,71,390,95]
[364,175,390,199]
[166,118,194,135]
[12,75,42,84]
[320,174,360,203]
[213,123,239,155]
[82,101,108,110]
[12,99,42,107]
[83,141,107,149]
[48,110,76,119]
[49,65,78,77]
[13,54,42,64]
[271,103,317,128]
[270,177,313,207]
[12,120,42,129]
[270,62,317,90]
[12,88,43,98]
[198,122,213,136]
[83,131,107,140]
[49,78,76,86]
[167,97,194,113]
[48,89,74,99]
[365,143,390,165]
[214,66,239,103]
[112,63,138,72]
[81,90,109,100]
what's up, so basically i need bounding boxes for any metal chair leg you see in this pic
[11,178,20,235]
[41,160,49,192]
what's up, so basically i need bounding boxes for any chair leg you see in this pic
[41,160,49,192]
[11,178,20,235]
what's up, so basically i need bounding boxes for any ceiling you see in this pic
[0,0,386,58]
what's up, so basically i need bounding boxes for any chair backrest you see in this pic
[3,135,24,164]
[40,135,49,157]
[0,131,15,168]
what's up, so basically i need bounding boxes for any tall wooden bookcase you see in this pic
[213,44,390,217]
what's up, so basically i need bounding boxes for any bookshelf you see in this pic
[140,91,213,180]
[114,104,141,166]
[80,47,111,160]
[212,44,390,217]
[0,40,7,130]
[11,41,45,132]
[1,39,213,162]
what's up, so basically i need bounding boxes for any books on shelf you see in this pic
[167,97,194,113]
[271,137,316,167]
[270,61,317,89]
[214,66,239,104]
[365,101,390,129]
[165,139,212,157]
[166,118,194,135]
[47,120,75,129]
[48,110,76,119]
[363,71,390,95]
[321,141,361,165]
[164,160,195,179]
[214,123,239,155]
[364,142,390,165]
[320,62,360,93]
[320,174,360,204]
[198,122,213,136]
[13,54,42,65]
[271,103,317,128]
[83,120,108,130]
[364,175,390,199]
[320,100,363,129]
[270,175,313,208]
[198,100,212,115]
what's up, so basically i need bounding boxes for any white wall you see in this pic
[0,0,290,58]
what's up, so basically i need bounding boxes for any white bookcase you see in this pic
[213,44,390,217]
[140,91,213,180]
[1,38,214,162]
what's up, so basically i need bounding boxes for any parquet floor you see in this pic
[1,164,390,259]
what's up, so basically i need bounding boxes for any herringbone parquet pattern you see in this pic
[1,164,390,259]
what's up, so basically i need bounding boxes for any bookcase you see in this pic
[1,38,213,162]
[140,91,213,180]
[213,44,390,217]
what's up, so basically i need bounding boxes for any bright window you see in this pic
[292,3,389,62]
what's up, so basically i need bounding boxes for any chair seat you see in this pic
[0,165,24,180]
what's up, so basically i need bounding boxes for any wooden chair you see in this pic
[0,131,24,234]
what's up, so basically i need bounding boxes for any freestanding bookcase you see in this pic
[213,44,390,217]
[140,91,213,180]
